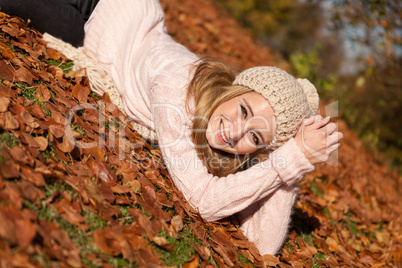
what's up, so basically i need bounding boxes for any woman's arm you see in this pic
[150,85,315,221]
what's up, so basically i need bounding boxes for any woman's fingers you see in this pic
[302,114,325,127]
[326,131,343,147]
[302,116,316,126]
[325,122,337,135]
[327,142,341,155]
[312,116,330,129]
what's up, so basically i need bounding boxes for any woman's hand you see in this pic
[294,115,343,165]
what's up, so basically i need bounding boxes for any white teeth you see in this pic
[220,122,229,143]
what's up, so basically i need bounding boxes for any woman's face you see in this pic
[206,92,276,154]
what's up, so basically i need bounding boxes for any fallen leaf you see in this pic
[20,110,39,129]
[0,161,20,179]
[36,84,51,102]
[72,83,90,103]
[152,236,175,252]
[326,237,338,252]
[2,111,19,130]
[33,136,48,151]
[14,67,34,85]
[262,254,280,266]
[8,146,31,165]
[57,136,75,153]
[88,159,117,186]
[0,97,10,112]
[49,123,65,138]
[20,132,40,148]
[183,255,199,268]
[171,215,184,233]
[20,181,45,202]
[0,60,14,81]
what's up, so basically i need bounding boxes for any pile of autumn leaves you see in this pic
[0,2,401,268]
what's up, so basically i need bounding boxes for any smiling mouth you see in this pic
[219,120,231,145]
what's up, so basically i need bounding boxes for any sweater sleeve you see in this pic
[150,84,314,222]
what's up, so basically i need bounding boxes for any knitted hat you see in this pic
[233,66,319,150]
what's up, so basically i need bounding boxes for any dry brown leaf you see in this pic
[0,40,15,60]
[20,132,40,148]
[183,255,199,268]
[88,160,117,186]
[0,161,20,179]
[93,228,119,256]
[55,200,89,231]
[36,84,51,102]
[20,110,39,129]
[1,25,20,37]
[49,123,65,138]
[171,214,184,233]
[194,244,211,261]
[2,111,19,130]
[33,136,48,151]
[128,179,141,192]
[72,83,90,103]
[326,237,338,252]
[14,67,34,85]
[20,166,45,186]
[110,184,131,194]
[0,60,15,81]
[262,254,280,266]
[8,146,31,165]
[20,181,45,202]
[152,236,175,252]
[57,135,75,153]
[27,103,46,119]
[0,97,10,112]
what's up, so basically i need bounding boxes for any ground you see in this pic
[0,0,401,267]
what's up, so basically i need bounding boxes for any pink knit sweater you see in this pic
[84,0,314,255]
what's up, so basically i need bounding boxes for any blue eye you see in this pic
[240,105,247,118]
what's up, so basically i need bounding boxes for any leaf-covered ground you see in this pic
[0,0,401,267]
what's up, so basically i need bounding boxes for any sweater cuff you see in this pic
[269,138,314,185]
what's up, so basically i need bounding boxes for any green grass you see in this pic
[117,205,133,225]
[45,59,74,73]
[238,253,255,266]
[89,92,102,99]
[15,82,52,117]
[311,252,326,268]
[343,212,359,236]
[322,208,330,216]
[310,180,324,197]
[21,182,132,267]
[153,225,202,267]
[298,233,315,247]
[71,123,86,137]
[40,138,57,161]
[16,82,36,99]
[0,130,20,149]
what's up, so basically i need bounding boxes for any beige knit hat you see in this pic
[233,66,319,150]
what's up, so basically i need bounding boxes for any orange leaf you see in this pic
[326,237,338,252]
[183,255,199,268]
[0,97,10,112]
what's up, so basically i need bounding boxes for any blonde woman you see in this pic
[4,0,343,255]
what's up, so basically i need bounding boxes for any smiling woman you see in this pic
[206,91,275,154]
[29,0,343,256]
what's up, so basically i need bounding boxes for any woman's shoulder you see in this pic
[84,0,166,62]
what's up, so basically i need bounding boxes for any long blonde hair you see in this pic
[186,58,263,177]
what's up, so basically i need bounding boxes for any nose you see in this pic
[230,120,246,145]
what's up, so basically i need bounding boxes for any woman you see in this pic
[1,0,342,255]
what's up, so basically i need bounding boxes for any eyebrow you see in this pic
[242,98,266,145]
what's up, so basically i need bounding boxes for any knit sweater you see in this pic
[82,0,315,255]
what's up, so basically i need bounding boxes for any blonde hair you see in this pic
[186,58,264,177]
